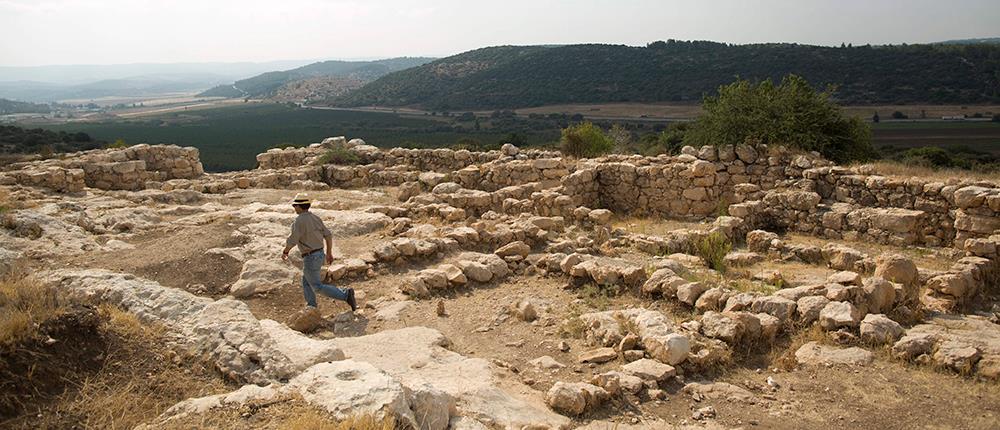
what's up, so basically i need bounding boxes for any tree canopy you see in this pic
[683,75,876,163]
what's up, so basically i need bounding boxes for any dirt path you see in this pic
[63,219,245,295]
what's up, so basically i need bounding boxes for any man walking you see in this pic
[282,193,357,312]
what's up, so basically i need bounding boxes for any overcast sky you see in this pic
[2,0,999,67]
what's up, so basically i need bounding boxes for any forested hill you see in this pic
[198,57,435,99]
[330,41,1000,110]
[0,98,50,114]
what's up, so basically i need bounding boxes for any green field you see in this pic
[29,104,1000,172]
[872,121,1000,155]
[38,104,560,171]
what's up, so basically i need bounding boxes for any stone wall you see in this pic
[1,144,204,192]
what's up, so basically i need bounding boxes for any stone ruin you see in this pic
[2,136,999,428]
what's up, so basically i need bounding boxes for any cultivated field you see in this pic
[19,103,1000,172]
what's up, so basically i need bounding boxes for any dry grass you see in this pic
[45,305,222,430]
[851,161,1000,184]
[612,216,708,237]
[279,411,395,430]
[0,271,61,348]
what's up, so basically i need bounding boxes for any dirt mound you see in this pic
[0,305,230,429]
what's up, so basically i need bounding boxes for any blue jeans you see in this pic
[301,251,348,308]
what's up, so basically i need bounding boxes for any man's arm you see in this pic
[324,236,334,264]
[283,219,300,261]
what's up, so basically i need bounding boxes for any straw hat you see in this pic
[291,193,313,205]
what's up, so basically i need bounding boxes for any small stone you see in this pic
[579,347,618,364]
[436,300,446,317]
[622,350,644,362]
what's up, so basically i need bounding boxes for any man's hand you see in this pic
[325,253,334,265]
[281,252,289,261]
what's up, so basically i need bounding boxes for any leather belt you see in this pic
[302,248,322,256]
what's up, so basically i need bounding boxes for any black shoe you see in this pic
[346,288,357,312]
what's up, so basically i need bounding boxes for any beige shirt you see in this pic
[286,211,332,254]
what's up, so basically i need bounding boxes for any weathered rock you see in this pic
[545,382,608,416]
[287,306,325,333]
[682,382,756,404]
[795,342,874,366]
[579,347,618,364]
[230,259,297,298]
[677,282,709,305]
[530,356,566,370]
[456,260,493,283]
[796,295,830,324]
[641,268,686,297]
[622,358,676,381]
[588,209,613,225]
[934,341,982,373]
[512,299,539,322]
[286,360,417,426]
[700,311,761,345]
[874,254,918,287]
[724,251,765,267]
[827,271,862,286]
[819,301,862,330]
[862,277,897,314]
[496,241,531,258]
[859,314,904,345]
[439,264,468,285]
[750,296,797,323]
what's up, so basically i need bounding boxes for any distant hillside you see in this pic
[0,98,50,115]
[0,74,231,102]
[199,57,435,100]
[331,41,1000,110]
[937,37,1000,45]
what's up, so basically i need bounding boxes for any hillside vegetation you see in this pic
[0,125,103,155]
[332,41,1000,110]
[0,98,50,115]
[199,57,434,99]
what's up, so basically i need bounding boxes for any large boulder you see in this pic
[287,307,325,333]
[859,314,904,345]
[287,360,417,427]
[622,358,676,381]
[795,342,874,366]
[819,301,862,330]
[545,382,608,416]
[230,259,297,298]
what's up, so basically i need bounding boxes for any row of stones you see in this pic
[2,144,204,192]
[733,186,1000,247]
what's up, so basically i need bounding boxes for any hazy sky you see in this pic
[2,0,999,67]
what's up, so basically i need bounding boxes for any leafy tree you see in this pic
[560,122,614,158]
[683,75,876,163]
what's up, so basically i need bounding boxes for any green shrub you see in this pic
[560,122,614,158]
[317,147,360,165]
[106,138,128,149]
[684,74,876,164]
[696,232,732,273]
[900,146,961,169]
